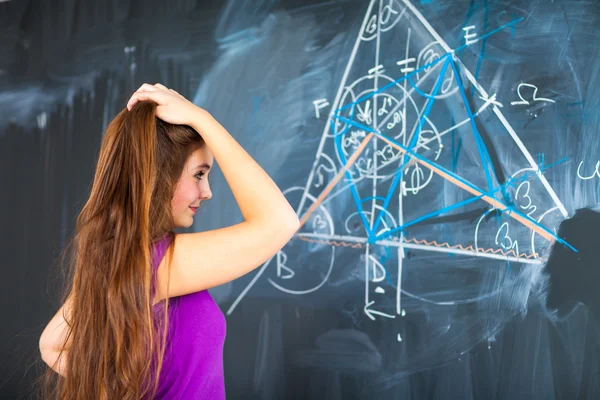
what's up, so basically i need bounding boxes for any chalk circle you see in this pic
[333,74,442,193]
[360,1,406,41]
[267,186,336,295]
[415,41,459,99]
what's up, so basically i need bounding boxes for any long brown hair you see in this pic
[36,100,205,399]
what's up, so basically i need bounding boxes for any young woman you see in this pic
[37,83,300,399]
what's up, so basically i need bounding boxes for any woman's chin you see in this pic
[173,217,194,229]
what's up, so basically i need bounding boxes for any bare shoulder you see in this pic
[152,218,299,304]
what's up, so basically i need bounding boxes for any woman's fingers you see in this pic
[127,93,145,110]
[134,83,158,93]
[127,91,163,110]
[153,83,181,97]
[127,83,175,110]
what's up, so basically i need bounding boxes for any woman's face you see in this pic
[171,145,214,228]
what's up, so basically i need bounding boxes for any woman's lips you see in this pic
[189,207,198,214]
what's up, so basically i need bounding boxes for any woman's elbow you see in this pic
[40,347,68,377]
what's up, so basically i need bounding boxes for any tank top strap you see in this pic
[150,233,173,300]
[151,234,173,270]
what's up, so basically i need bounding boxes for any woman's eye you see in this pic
[195,172,205,180]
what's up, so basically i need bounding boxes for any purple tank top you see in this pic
[147,234,227,399]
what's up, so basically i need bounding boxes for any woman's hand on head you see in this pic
[126,83,206,126]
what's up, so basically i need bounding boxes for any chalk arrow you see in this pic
[364,300,396,321]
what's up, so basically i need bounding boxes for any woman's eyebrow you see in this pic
[194,163,212,171]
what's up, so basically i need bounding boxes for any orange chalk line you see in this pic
[297,131,554,242]
[296,235,539,260]
[376,135,554,242]
[299,133,374,229]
